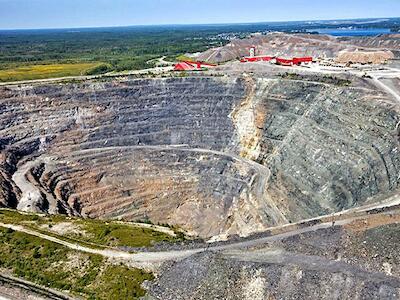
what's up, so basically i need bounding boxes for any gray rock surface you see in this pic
[0,76,399,238]
[148,222,400,300]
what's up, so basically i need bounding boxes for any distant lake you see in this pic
[308,28,391,37]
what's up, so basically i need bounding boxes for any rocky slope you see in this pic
[341,34,400,58]
[198,33,400,63]
[147,213,400,300]
[0,76,399,238]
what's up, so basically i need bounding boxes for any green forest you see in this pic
[0,19,398,81]
[0,26,227,81]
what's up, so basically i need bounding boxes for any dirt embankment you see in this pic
[198,33,400,63]
[336,50,394,64]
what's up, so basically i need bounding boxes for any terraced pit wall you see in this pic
[0,77,399,238]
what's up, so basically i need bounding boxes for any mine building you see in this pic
[276,58,294,66]
[292,57,313,65]
[174,61,216,71]
[240,56,274,63]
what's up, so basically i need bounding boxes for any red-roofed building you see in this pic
[174,61,216,71]
[174,62,197,71]
[240,55,313,67]
[276,58,294,66]
[293,57,313,65]
[241,56,273,63]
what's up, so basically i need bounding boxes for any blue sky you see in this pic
[0,0,399,30]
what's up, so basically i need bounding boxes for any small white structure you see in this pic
[249,47,256,58]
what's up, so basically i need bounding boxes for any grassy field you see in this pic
[74,219,182,248]
[0,26,225,82]
[0,209,184,298]
[0,227,154,299]
[0,63,103,82]
[0,209,183,248]
[176,54,195,62]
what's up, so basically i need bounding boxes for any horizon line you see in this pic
[0,16,398,32]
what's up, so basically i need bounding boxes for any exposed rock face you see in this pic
[340,34,400,58]
[254,79,400,222]
[0,76,399,238]
[148,223,400,300]
[149,252,400,300]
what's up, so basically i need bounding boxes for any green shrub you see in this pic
[0,227,153,299]
[85,64,111,75]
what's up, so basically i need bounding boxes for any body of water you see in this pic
[308,28,391,37]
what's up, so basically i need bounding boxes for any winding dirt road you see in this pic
[1,193,399,265]
[372,76,400,104]
[0,220,339,263]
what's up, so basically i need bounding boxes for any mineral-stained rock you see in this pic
[0,76,399,238]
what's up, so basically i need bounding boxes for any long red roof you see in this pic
[174,61,216,71]
[241,55,313,65]
[241,56,273,63]
[293,57,313,64]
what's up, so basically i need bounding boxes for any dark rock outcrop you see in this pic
[148,223,400,300]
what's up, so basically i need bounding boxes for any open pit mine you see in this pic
[0,70,400,299]
[1,75,399,238]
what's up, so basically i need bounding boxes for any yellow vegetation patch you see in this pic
[0,63,102,82]
[176,55,195,62]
